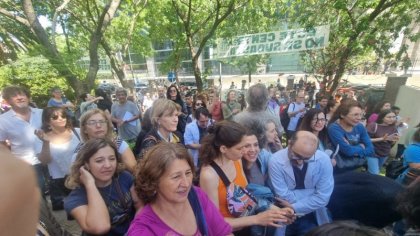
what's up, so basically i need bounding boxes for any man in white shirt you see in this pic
[286,91,306,139]
[0,85,45,194]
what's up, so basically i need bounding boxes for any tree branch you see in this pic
[51,0,71,46]
[123,0,148,52]
[345,8,357,31]
[0,7,30,27]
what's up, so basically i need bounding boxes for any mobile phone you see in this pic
[273,199,284,208]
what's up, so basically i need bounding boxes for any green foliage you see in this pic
[0,55,72,107]
[283,0,419,92]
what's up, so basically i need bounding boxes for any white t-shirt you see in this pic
[34,128,81,179]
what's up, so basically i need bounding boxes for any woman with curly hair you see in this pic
[65,138,141,235]
[128,142,232,235]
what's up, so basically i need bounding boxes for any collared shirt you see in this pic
[0,108,43,165]
[269,148,333,222]
[184,120,213,167]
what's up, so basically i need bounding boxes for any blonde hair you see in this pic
[79,109,114,142]
[150,99,180,128]
[65,138,125,189]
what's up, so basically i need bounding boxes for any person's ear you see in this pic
[220,145,227,154]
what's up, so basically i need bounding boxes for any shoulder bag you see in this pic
[210,161,257,217]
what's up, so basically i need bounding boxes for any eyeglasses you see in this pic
[347,113,363,118]
[195,103,203,106]
[311,118,327,123]
[51,114,67,120]
[169,89,177,93]
[289,149,312,162]
[85,120,107,126]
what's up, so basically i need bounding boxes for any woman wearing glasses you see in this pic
[65,138,141,235]
[75,109,137,173]
[34,107,81,210]
[298,108,337,167]
[327,100,374,172]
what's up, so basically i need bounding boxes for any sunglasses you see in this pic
[195,103,203,106]
[51,114,67,120]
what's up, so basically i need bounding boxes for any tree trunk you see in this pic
[101,42,129,88]
[22,0,82,93]
[187,36,203,92]
[192,54,203,92]
[330,36,357,93]
[85,0,121,92]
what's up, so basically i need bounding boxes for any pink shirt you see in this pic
[127,186,231,236]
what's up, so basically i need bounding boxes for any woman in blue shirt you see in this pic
[327,99,374,172]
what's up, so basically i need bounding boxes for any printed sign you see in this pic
[214,25,330,58]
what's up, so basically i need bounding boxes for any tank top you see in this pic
[217,160,248,218]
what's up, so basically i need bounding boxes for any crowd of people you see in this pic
[0,81,419,236]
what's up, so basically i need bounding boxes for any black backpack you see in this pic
[280,103,295,129]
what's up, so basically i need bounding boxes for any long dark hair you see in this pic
[373,100,391,114]
[298,108,328,146]
[166,85,185,113]
[199,120,246,166]
[376,109,396,125]
[166,85,183,103]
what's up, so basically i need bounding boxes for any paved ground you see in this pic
[47,198,81,235]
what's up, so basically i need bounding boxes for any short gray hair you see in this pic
[115,87,127,95]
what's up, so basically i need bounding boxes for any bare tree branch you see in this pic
[51,0,71,46]
[0,7,30,27]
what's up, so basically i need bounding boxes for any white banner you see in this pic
[214,25,330,58]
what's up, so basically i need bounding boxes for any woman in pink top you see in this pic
[367,100,391,124]
[128,143,232,236]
